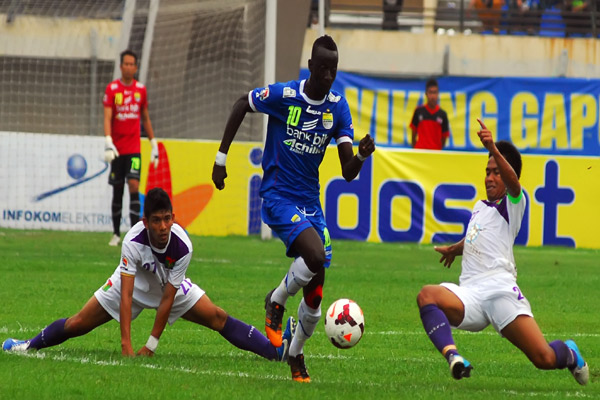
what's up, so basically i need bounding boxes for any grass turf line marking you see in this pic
[2,351,593,395]
[3,351,389,387]
[3,326,600,338]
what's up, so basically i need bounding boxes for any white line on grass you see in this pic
[7,350,290,381]
[3,326,600,338]
[3,351,594,396]
[4,350,390,387]
[500,390,595,398]
[192,258,231,264]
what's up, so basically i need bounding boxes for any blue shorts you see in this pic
[261,198,332,268]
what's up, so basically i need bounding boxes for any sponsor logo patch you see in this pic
[283,87,296,98]
[102,279,113,292]
[323,112,333,129]
[327,93,341,103]
[259,87,269,101]
[165,256,175,270]
[302,119,318,131]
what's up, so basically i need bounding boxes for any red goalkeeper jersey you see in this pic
[410,104,450,150]
[103,79,148,155]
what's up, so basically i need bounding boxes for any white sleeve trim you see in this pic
[247,91,257,112]
[336,136,353,145]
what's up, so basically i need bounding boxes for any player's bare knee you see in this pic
[416,285,438,308]
[211,307,228,331]
[304,251,326,273]
[64,316,83,335]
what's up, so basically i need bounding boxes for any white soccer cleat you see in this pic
[565,340,589,385]
[2,338,30,352]
[449,354,473,380]
[108,234,120,246]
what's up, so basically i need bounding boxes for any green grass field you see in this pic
[0,228,597,399]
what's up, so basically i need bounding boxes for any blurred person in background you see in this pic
[410,78,450,150]
[103,49,159,247]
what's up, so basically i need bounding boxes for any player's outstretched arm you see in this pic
[434,238,464,268]
[477,119,521,198]
[338,134,375,182]
[119,273,135,356]
[212,95,253,190]
[137,283,177,356]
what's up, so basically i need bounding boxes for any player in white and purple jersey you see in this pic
[212,35,375,382]
[3,188,295,364]
[416,120,588,385]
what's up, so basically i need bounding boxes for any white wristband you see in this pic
[105,136,114,146]
[145,335,159,352]
[215,151,227,167]
[150,138,158,147]
[356,151,367,162]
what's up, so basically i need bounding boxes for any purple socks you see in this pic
[419,304,457,361]
[549,340,576,369]
[28,318,69,350]
[219,316,277,360]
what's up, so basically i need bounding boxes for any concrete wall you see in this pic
[302,28,600,78]
[276,0,312,82]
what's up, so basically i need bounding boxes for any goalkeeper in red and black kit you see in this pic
[410,78,450,150]
[103,49,159,246]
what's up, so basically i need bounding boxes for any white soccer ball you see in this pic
[324,298,365,349]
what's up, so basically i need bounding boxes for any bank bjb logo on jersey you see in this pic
[322,112,333,129]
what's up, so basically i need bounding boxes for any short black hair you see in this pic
[492,140,522,179]
[144,188,172,219]
[120,49,138,65]
[426,78,438,90]
[311,35,337,59]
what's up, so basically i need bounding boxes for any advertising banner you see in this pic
[0,132,261,235]
[2,133,597,249]
[318,147,599,249]
[300,70,600,156]
[0,132,117,231]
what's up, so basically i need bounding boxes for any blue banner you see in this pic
[300,70,600,155]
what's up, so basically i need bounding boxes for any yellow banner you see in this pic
[142,140,600,249]
[140,140,262,236]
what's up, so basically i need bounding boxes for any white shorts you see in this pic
[94,277,205,325]
[441,272,533,335]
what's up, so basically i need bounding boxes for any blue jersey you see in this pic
[248,79,354,204]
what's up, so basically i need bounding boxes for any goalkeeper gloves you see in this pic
[150,138,159,168]
[104,136,119,163]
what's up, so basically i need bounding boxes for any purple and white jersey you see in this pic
[460,191,526,285]
[248,79,354,204]
[107,221,192,308]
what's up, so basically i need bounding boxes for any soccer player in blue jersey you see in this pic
[212,35,375,382]
[3,188,294,364]
[416,120,588,385]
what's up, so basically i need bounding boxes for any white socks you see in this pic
[289,298,321,357]
[271,257,315,306]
